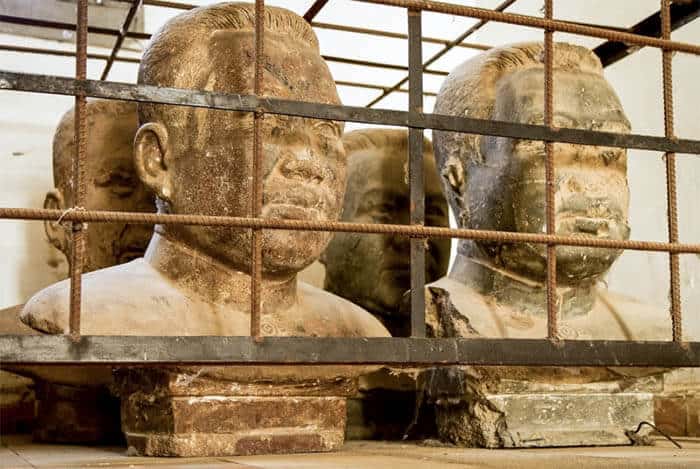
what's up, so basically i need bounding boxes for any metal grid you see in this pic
[1,0,700,367]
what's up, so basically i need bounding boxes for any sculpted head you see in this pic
[134,3,345,276]
[323,129,450,324]
[44,99,154,272]
[434,42,631,284]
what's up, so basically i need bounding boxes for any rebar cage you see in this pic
[1,0,700,367]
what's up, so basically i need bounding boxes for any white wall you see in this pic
[1,1,698,339]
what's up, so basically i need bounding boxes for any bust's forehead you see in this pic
[347,145,443,199]
[206,29,339,104]
[495,67,630,129]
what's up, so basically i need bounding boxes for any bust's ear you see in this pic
[134,122,172,202]
[43,189,67,252]
[442,154,465,196]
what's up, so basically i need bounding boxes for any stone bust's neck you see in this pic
[449,243,597,319]
[144,230,298,312]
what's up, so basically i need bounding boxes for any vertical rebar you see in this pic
[69,0,89,340]
[250,0,264,339]
[408,9,426,338]
[543,0,558,341]
[661,0,682,343]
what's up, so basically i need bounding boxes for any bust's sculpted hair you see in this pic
[53,99,137,205]
[434,42,602,168]
[138,2,319,124]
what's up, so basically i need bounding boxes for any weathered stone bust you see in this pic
[323,129,451,336]
[428,41,669,341]
[1,98,151,442]
[17,4,389,456]
[45,98,154,271]
[424,42,669,448]
[21,3,388,340]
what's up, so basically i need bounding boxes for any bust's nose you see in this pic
[278,149,325,184]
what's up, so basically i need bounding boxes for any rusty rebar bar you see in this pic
[661,0,682,343]
[0,45,427,95]
[367,0,517,108]
[543,0,558,341]
[0,44,140,63]
[250,0,265,340]
[4,207,700,255]
[310,21,492,51]
[355,0,700,55]
[101,0,142,80]
[69,0,89,340]
[335,79,436,96]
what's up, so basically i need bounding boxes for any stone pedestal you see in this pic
[654,368,700,437]
[425,367,662,448]
[33,381,122,444]
[115,368,357,457]
[0,371,35,434]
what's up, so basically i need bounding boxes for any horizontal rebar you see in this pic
[2,207,700,255]
[355,0,700,55]
[0,44,140,63]
[2,71,699,155]
[0,15,450,76]
[0,46,434,96]
[335,79,437,96]
[310,21,491,50]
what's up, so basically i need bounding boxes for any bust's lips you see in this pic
[262,203,322,221]
[263,184,334,221]
[556,213,629,240]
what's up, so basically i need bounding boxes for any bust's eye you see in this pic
[313,121,340,139]
[94,170,137,197]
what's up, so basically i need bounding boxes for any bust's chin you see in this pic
[262,230,329,274]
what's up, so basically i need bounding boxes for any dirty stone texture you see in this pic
[115,368,351,457]
[654,368,700,437]
[0,304,36,435]
[418,42,671,447]
[323,129,451,337]
[33,381,122,444]
[0,99,154,443]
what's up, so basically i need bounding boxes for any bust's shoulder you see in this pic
[296,281,390,337]
[21,260,181,335]
[424,276,500,337]
[590,288,671,340]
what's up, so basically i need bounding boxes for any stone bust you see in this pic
[21,3,388,339]
[427,42,669,340]
[45,99,154,271]
[323,129,451,336]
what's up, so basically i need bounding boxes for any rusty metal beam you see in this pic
[304,0,331,22]
[1,336,698,367]
[596,0,700,67]
[3,71,698,155]
[101,0,143,80]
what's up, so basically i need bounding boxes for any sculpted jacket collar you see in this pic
[144,230,298,312]
[449,254,597,320]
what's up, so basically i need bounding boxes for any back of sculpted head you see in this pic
[134,2,345,276]
[434,42,631,284]
[46,99,153,272]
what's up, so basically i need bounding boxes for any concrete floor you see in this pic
[1,435,699,468]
